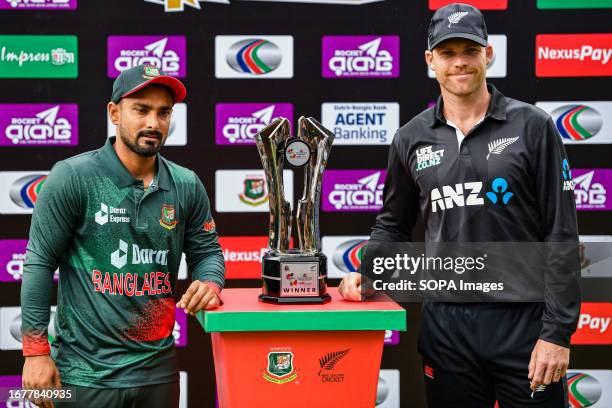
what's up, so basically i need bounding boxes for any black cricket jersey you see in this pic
[371,84,580,347]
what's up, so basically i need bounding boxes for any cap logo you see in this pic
[447,11,468,28]
[143,66,161,79]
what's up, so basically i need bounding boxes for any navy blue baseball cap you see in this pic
[428,3,488,51]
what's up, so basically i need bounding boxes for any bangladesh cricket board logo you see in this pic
[159,204,178,230]
[263,351,297,384]
[239,176,268,206]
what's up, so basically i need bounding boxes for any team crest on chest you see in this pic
[159,204,178,230]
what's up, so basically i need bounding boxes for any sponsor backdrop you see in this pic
[0,1,611,407]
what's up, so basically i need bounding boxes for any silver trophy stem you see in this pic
[296,117,334,254]
[255,118,292,254]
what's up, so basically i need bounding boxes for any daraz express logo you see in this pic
[95,202,130,225]
[110,239,169,269]
[536,34,612,77]
[0,104,78,146]
[107,36,186,78]
[10,174,47,209]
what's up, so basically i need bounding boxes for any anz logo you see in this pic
[431,178,514,213]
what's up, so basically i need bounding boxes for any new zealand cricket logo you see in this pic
[239,177,269,206]
[159,204,178,230]
[263,352,297,384]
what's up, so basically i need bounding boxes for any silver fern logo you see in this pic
[447,11,468,28]
[487,136,519,160]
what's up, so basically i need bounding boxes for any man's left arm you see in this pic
[529,117,581,389]
[177,174,225,315]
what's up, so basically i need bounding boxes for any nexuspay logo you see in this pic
[215,36,293,79]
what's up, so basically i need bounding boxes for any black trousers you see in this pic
[54,380,180,408]
[418,302,568,408]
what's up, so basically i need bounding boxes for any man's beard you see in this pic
[119,126,164,157]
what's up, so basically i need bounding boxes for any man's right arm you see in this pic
[21,161,80,388]
[339,133,420,300]
[370,132,420,242]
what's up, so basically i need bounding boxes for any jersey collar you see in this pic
[430,83,508,128]
[99,136,171,191]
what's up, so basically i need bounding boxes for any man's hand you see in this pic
[22,355,61,408]
[338,272,362,301]
[528,339,570,391]
[177,281,220,315]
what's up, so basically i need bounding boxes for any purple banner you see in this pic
[0,376,22,403]
[0,239,28,282]
[384,330,400,345]
[322,36,399,78]
[215,103,293,145]
[573,169,612,211]
[0,104,78,146]
[174,307,188,347]
[0,0,76,10]
[322,170,386,212]
[0,240,58,282]
[107,36,186,78]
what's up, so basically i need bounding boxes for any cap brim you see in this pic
[121,75,187,103]
[430,33,487,50]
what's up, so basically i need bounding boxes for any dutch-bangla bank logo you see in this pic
[10,174,47,209]
[536,34,612,77]
[322,170,385,212]
[107,36,186,78]
[321,103,399,145]
[0,0,77,10]
[322,36,399,78]
[535,102,612,144]
[215,36,293,79]
[566,370,612,408]
[215,103,293,145]
[321,236,368,278]
[0,104,78,146]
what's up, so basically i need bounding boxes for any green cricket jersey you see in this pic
[21,137,225,388]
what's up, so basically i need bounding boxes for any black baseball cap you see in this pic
[111,64,186,104]
[428,3,488,51]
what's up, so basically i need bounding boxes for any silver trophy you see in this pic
[256,116,334,304]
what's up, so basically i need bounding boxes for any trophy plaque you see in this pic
[256,116,334,304]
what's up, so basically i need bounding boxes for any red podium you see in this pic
[197,287,406,408]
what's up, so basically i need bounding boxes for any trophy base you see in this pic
[260,251,330,304]
[258,293,331,304]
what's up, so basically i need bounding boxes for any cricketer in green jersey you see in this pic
[20,65,225,408]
